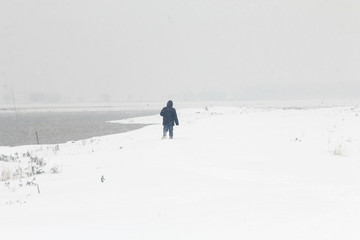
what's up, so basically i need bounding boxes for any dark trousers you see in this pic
[163,124,174,138]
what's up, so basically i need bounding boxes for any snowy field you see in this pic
[1,106,360,240]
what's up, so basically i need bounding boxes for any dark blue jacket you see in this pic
[160,100,179,126]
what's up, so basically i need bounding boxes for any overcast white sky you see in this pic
[0,0,359,103]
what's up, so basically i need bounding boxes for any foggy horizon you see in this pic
[1,0,360,104]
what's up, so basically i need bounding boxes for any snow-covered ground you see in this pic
[1,106,360,240]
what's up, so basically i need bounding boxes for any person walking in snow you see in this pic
[160,100,179,139]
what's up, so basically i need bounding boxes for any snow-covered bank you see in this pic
[1,106,360,240]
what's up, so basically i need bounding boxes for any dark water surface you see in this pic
[0,110,157,147]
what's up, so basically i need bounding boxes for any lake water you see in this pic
[0,110,158,147]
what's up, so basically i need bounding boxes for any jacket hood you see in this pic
[167,100,173,108]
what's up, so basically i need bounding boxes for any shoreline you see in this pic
[1,104,359,148]
[1,98,360,113]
